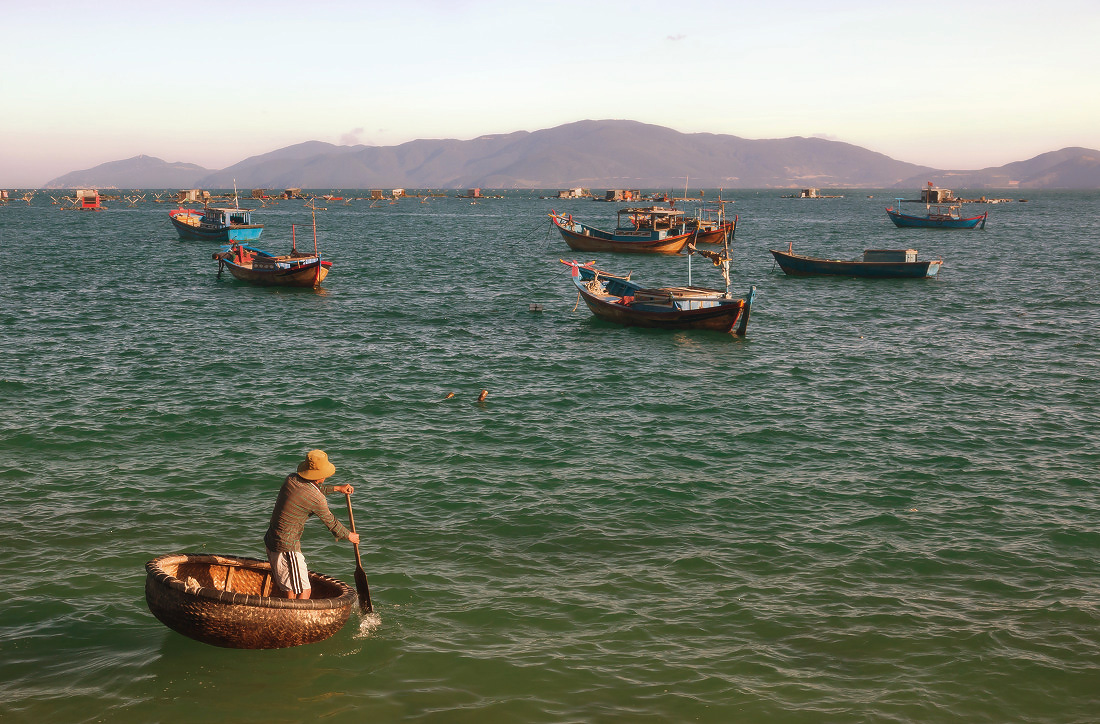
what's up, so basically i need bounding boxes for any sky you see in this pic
[3,0,1099,186]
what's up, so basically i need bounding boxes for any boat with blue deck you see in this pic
[886,199,987,229]
[169,205,264,241]
[549,207,696,254]
[770,245,943,278]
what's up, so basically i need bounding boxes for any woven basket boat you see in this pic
[145,553,356,649]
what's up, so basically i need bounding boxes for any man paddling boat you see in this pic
[264,449,360,599]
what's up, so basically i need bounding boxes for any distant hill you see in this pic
[45,154,211,189]
[195,120,932,189]
[42,121,1100,190]
[901,147,1100,190]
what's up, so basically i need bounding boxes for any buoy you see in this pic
[477,390,488,402]
[444,392,455,399]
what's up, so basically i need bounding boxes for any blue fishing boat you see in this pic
[169,205,264,241]
[886,200,987,229]
[549,207,695,254]
[769,245,942,278]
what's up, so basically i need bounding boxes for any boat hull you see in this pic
[145,553,355,649]
[568,262,755,335]
[552,215,691,254]
[216,244,332,287]
[221,259,331,287]
[770,249,942,278]
[691,221,735,245]
[886,208,986,229]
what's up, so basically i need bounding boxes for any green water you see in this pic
[1,190,1097,723]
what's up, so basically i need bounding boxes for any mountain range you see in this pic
[43,120,1100,190]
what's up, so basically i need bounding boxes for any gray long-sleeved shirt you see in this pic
[263,473,351,552]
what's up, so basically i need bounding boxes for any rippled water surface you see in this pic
[1,190,1097,723]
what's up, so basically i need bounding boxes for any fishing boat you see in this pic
[145,553,355,649]
[560,221,754,334]
[769,245,943,278]
[562,260,756,334]
[169,205,264,241]
[886,199,987,229]
[549,206,697,254]
[213,208,331,287]
[685,201,736,245]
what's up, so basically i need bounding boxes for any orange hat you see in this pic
[297,449,336,480]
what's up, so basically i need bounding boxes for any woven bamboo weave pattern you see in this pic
[145,553,356,649]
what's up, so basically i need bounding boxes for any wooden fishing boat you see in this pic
[145,553,356,649]
[886,200,987,229]
[769,245,943,278]
[562,260,756,334]
[213,210,331,287]
[549,207,696,254]
[169,205,264,241]
[214,243,332,287]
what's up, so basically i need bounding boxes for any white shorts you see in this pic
[267,549,310,594]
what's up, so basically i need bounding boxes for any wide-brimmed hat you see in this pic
[297,449,336,480]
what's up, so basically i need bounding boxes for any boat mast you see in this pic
[312,202,321,287]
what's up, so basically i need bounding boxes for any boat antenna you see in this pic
[233,179,239,208]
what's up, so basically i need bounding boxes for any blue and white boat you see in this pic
[169,205,264,242]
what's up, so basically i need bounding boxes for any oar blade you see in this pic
[354,565,373,613]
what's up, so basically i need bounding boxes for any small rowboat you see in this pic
[145,553,356,649]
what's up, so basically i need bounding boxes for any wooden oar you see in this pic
[344,493,373,613]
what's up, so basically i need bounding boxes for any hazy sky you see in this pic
[3,0,1099,186]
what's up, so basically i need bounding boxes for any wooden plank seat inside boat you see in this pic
[165,556,277,597]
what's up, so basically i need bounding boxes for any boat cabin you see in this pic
[921,185,954,203]
[863,249,917,263]
[202,207,253,228]
[618,206,686,234]
[76,189,102,210]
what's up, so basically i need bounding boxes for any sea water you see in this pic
[0,190,1096,723]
